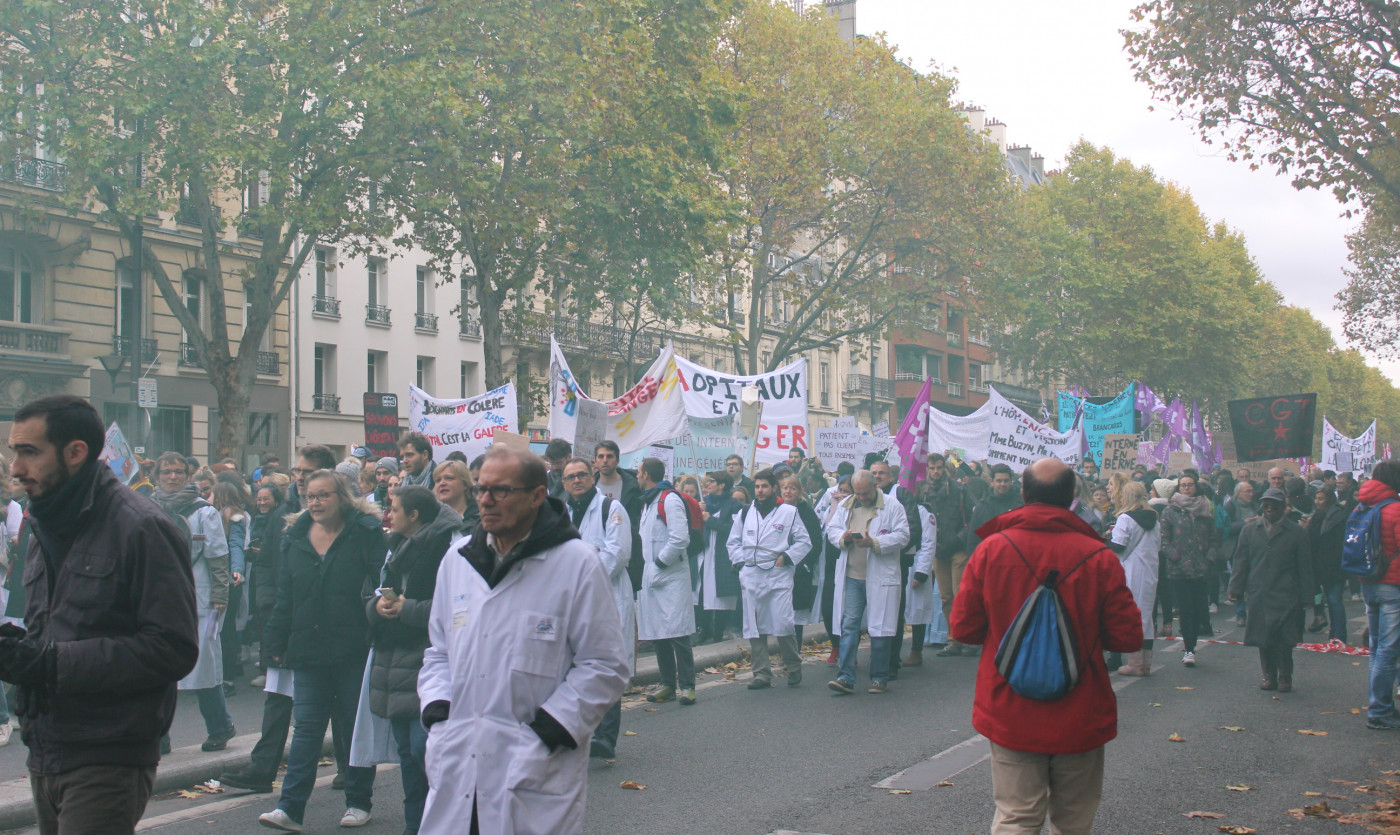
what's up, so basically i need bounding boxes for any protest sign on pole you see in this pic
[814,426,865,467]
[490,430,530,452]
[547,336,689,454]
[100,422,139,484]
[988,390,1083,469]
[573,398,609,453]
[674,356,808,466]
[362,393,401,459]
[1167,451,1194,474]
[1100,434,1139,475]
[1321,417,1377,476]
[409,381,519,463]
[1226,393,1317,461]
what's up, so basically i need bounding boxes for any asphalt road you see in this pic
[4,608,1396,834]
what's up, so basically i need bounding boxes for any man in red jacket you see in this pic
[951,458,1142,835]
[1359,460,1400,731]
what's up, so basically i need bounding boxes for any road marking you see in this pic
[873,670,1149,791]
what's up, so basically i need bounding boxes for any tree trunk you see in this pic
[479,274,506,389]
[211,355,258,464]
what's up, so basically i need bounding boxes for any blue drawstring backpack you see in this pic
[993,534,1106,701]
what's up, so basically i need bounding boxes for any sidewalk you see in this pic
[0,630,831,831]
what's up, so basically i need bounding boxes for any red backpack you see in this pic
[658,490,707,558]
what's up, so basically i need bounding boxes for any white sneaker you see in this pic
[258,809,303,831]
[0,723,11,747]
[1182,651,1197,667]
[340,807,371,828]
[1208,603,1218,614]
[250,675,267,688]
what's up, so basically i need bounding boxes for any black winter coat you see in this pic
[248,509,285,615]
[265,509,384,670]
[366,505,463,720]
[1307,503,1348,588]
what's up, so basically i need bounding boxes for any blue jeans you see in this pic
[278,664,375,822]
[838,577,891,684]
[196,686,234,736]
[1363,583,1400,721]
[1322,582,1347,643]
[390,715,428,833]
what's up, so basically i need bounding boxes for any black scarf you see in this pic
[567,487,598,528]
[754,495,778,519]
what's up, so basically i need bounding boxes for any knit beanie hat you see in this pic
[335,460,362,482]
[376,457,401,475]
[1152,478,1177,501]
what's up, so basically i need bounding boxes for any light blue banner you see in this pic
[1057,383,1136,465]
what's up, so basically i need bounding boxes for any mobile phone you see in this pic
[378,587,399,603]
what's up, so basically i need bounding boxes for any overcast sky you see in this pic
[855,1,1394,383]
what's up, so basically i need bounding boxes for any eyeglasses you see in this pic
[290,468,308,477]
[305,492,335,503]
[472,484,533,501]
[562,473,592,482]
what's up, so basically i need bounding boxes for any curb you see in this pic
[0,629,831,830]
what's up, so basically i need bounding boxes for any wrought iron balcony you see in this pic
[179,342,202,367]
[844,373,894,399]
[365,304,391,325]
[312,295,340,317]
[459,318,481,339]
[112,335,158,363]
[415,312,438,332]
[177,196,222,227]
[257,351,280,375]
[1,156,65,192]
[312,393,340,413]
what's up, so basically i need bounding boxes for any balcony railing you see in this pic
[517,315,665,363]
[179,342,202,367]
[415,312,438,332]
[257,351,280,375]
[1,156,65,192]
[177,197,222,227]
[945,331,963,348]
[312,393,341,413]
[969,333,991,347]
[113,335,158,363]
[894,371,924,382]
[946,382,964,397]
[844,373,894,400]
[460,318,482,339]
[969,382,989,394]
[365,304,391,325]
[0,323,67,356]
[312,295,340,317]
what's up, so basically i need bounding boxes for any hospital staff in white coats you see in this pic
[902,505,938,663]
[560,457,634,758]
[417,448,627,835]
[727,470,812,689]
[824,470,910,694]
[635,458,697,704]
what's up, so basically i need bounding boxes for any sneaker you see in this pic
[223,681,236,698]
[903,652,923,667]
[935,643,962,657]
[339,807,372,828]
[1234,615,1246,627]
[963,645,980,658]
[0,723,11,747]
[827,678,855,695]
[646,686,675,703]
[868,681,888,694]
[1308,616,1328,634]
[677,688,697,706]
[1181,651,1196,667]
[747,678,772,690]
[250,674,267,688]
[786,669,802,687]
[1208,603,1218,614]
[220,769,274,793]
[202,726,236,752]
[259,809,303,832]
[1366,716,1400,730]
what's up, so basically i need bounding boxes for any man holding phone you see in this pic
[823,470,910,695]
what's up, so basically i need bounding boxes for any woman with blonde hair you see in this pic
[432,459,478,532]
[1108,481,1160,675]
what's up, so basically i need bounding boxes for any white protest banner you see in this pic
[674,356,808,466]
[100,422,139,484]
[926,398,993,462]
[988,390,1083,469]
[409,381,519,463]
[871,420,890,439]
[1321,417,1377,476]
[547,336,689,454]
[666,415,747,476]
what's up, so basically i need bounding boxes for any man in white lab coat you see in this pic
[727,469,812,689]
[636,457,697,705]
[824,470,910,695]
[417,447,628,835]
[560,457,634,760]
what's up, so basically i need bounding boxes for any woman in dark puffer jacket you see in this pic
[366,486,462,835]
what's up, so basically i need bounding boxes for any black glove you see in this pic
[0,636,56,690]
[422,700,450,729]
[528,708,576,752]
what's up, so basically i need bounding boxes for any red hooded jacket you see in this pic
[1356,479,1400,586]
[950,502,1143,754]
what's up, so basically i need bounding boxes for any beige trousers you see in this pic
[933,551,969,640]
[988,742,1105,835]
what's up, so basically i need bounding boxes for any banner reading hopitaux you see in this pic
[674,356,807,466]
[1321,417,1377,477]
[547,336,689,455]
[409,382,519,462]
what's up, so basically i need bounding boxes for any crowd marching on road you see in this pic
[0,393,1397,833]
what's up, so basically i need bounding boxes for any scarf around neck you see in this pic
[1169,491,1212,520]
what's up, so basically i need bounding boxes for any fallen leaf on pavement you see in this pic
[1330,780,1359,785]
[723,662,738,670]
[1352,708,1363,714]
[1217,826,1257,834]
[1150,703,1163,707]
[1287,801,1341,819]
[644,708,659,712]
[937,781,954,787]
[889,790,912,795]
[1219,726,1243,732]
[1271,696,1280,700]
[1226,785,1252,792]
[1175,686,1195,690]
[623,731,638,736]
[619,781,646,790]
[1383,770,1400,776]
[177,790,200,799]
[1182,811,1224,818]
[724,672,736,680]
[1298,729,1328,736]
[1168,733,1186,742]
[1304,791,1322,796]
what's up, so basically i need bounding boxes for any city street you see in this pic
[1,609,1392,834]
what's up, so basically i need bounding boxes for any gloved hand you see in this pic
[421,700,450,729]
[0,636,56,690]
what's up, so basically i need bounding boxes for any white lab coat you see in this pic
[1110,511,1161,641]
[180,504,229,691]
[904,506,938,625]
[825,494,909,638]
[574,491,635,676]
[417,533,628,835]
[636,491,694,641]
[727,503,812,639]
[699,527,737,611]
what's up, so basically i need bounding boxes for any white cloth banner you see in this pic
[1321,417,1377,477]
[408,381,519,463]
[926,399,994,462]
[987,390,1083,469]
[674,357,808,466]
[546,336,689,455]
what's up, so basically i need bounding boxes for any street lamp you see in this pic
[99,352,128,387]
